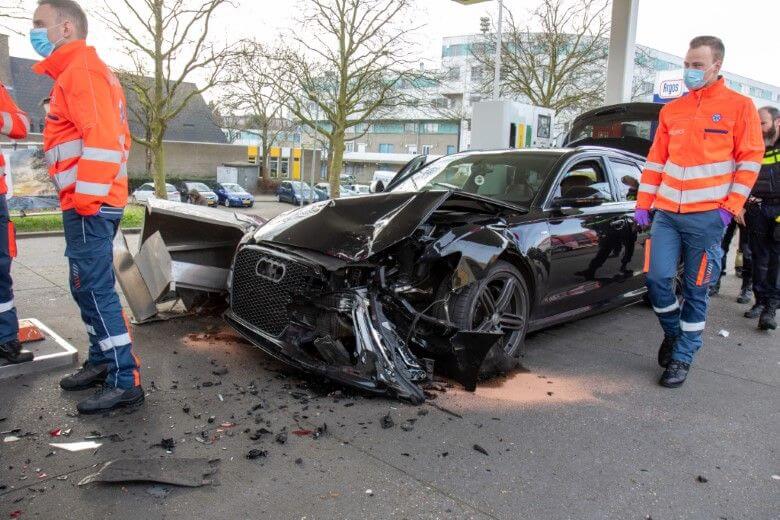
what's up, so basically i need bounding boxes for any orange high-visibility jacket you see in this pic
[32,40,131,215]
[0,82,30,196]
[637,77,764,215]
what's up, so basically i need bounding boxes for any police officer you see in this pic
[31,0,143,413]
[0,82,33,365]
[635,36,764,388]
[741,106,780,330]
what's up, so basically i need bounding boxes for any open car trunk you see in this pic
[563,102,662,157]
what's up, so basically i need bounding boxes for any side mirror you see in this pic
[370,180,385,193]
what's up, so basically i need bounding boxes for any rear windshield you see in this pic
[569,120,654,142]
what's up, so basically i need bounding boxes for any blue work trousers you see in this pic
[0,194,18,344]
[646,210,724,364]
[63,207,140,389]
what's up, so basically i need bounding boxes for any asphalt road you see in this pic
[1,208,777,519]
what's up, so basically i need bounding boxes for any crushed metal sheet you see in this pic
[49,441,102,451]
[78,458,219,487]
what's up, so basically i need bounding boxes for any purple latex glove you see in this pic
[718,208,732,227]
[634,208,651,228]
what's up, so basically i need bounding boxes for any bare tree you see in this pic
[220,41,293,184]
[276,0,422,198]
[472,0,610,122]
[0,1,24,33]
[100,0,234,198]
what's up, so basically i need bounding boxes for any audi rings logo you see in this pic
[255,257,286,283]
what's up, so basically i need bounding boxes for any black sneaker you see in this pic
[736,287,752,304]
[0,339,33,364]
[76,385,145,414]
[744,304,765,319]
[60,361,109,391]
[758,306,777,331]
[657,335,677,368]
[659,360,690,388]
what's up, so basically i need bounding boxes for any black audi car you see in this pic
[224,103,662,403]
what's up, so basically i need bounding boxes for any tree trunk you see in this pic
[329,130,345,199]
[261,125,270,183]
[151,135,166,199]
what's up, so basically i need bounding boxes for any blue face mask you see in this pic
[683,64,714,91]
[29,24,63,58]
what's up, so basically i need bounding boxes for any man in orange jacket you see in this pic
[31,0,143,413]
[635,36,764,388]
[0,82,34,365]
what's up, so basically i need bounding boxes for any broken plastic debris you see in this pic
[292,429,313,437]
[3,435,20,443]
[78,458,219,487]
[365,489,374,496]
[380,414,394,429]
[50,441,102,452]
[246,449,267,460]
[717,329,729,338]
[473,444,489,456]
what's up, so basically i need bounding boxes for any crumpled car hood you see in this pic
[253,192,450,262]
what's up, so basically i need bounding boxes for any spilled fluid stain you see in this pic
[182,327,251,349]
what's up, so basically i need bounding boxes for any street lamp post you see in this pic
[452,0,503,100]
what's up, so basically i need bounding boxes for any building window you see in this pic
[422,145,433,155]
[345,142,354,152]
[270,157,279,178]
[446,66,460,81]
[471,66,483,82]
[280,157,289,178]
[357,142,367,153]
[421,123,439,134]
[446,145,456,155]
[404,122,417,133]
[432,98,449,109]
[378,143,394,153]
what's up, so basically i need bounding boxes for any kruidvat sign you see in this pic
[653,69,687,104]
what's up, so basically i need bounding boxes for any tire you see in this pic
[441,260,530,375]
[278,195,283,203]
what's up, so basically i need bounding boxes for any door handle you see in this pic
[609,219,626,229]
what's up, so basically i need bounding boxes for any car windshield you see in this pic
[223,184,244,194]
[390,151,562,206]
[291,182,312,194]
[188,182,211,192]
[166,184,176,192]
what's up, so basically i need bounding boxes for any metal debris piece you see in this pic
[49,441,102,452]
[78,458,219,487]
[717,329,730,338]
[473,444,489,456]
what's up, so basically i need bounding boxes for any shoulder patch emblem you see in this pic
[712,113,721,122]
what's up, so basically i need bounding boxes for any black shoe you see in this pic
[736,287,752,304]
[657,335,677,368]
[0,339,34,364]
[708,283,720,296]
[744,304,765,319]
[758,306,777,331]
[60,361,109,391]
[659,360,690,388]
[76,385,145,414]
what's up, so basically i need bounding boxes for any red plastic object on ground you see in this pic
[18,319,44,343]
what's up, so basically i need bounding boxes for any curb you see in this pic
[16,228,142,240]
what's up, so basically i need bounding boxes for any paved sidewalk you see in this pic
[0,235,776,519]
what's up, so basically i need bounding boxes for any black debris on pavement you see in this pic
[473,444,489,456]
[275,430,288,444]
[696,475,708,483]
[246,449,268,460]
[249,428,272,441]
[152,438,175,451]
[380,414,394,429]
[400,421,414,432]
[295,458,303,466]
[212,367,228,376]
[182,406,190,414]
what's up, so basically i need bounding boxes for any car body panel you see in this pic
[215,182,254,207]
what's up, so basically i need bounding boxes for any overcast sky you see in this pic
[5,0,778,87]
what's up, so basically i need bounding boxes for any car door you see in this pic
[605,156,649,294]
[540,155,631,316]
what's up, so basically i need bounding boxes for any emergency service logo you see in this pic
[712,113,721,122]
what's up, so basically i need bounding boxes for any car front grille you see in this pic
[230,247,317,337]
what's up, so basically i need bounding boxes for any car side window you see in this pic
[609,159,642,201]
[554,159,614,202]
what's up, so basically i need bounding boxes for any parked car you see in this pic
[214,182,254,208]
[177,181,218,206]
[276,181,328,205]
[225,103,665,403]
[130,182,180,203]
[352,184,371,195]
[314,182,357,198]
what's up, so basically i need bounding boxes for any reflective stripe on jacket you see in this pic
[636,77,764,215]
[32,40,131,215]
[0,82,30,195]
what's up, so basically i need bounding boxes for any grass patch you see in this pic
[11,204,146,233]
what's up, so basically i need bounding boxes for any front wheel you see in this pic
[442,260,530,374]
